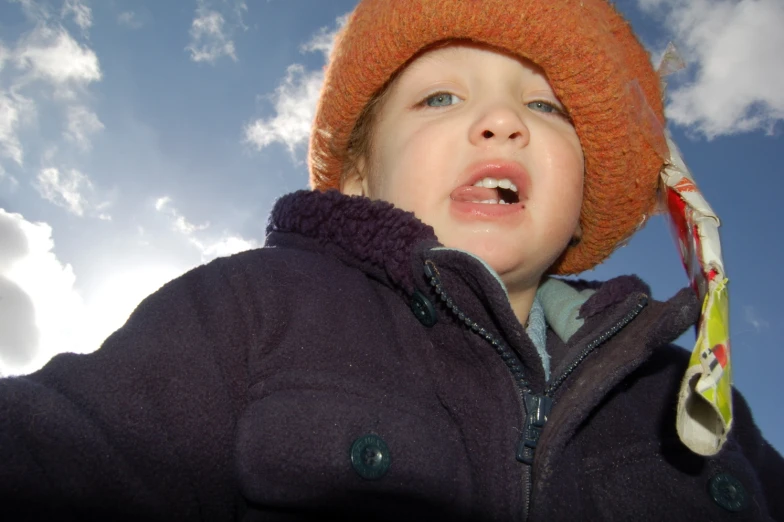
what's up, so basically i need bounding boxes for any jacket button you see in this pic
[410,290,437,327]
[708,473,748,512]
[350,435,391,480]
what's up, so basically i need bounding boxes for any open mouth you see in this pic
[475,177,521,204]
[451,176,522,205]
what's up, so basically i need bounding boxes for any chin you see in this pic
[445,239,551,288]
[483,256,529,279]
[448,240,520,275]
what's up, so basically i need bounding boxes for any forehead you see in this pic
[392,41,548,86]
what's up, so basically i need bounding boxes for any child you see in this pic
[2,0,782,520]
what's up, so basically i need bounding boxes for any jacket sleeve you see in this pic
[0,259,253,521]
[732,389,784,520]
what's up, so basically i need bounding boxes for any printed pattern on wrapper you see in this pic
[662,132,732,456]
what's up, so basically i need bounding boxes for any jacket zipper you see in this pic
[423,262,649,521]
[424,262,533,394]
[543,295,649,398]
[520,294,648,520]
[425,262,534,520]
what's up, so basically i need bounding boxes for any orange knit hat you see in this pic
[309,0,666,274]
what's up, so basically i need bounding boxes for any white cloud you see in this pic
[641,0,784,138]
[187,10,237,63]
[118,11,143,29]
[61,0,92,31]
[0,44,9,71]
[185,0,248,64]
[64,105,104,149]
[0,165,20,191]
[155,196,210,235]
[153,196,170,212]
[0,209,84,376]
[0,0,104,198]
[0,209,183,377]
[199,235,258,263]
[243,64,324,157]
[743,305,769,333]
[155,196,258,262]
[243,16,346,157]
[0,92,28,165]
[35,166,93,216]
[15,25,101,90]
[299,14,346,58]
[232,1,249,31]
[11,0,51,22]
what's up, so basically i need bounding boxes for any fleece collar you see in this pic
[267,190,439,292]
[267,190,693,343]
[536,275,657,344]
[267,190,700,393]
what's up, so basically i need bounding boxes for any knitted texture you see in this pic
[308,0,666,274]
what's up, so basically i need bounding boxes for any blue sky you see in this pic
[0,0,782,453]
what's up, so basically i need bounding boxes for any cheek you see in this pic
[561,157,585,227]
[552,135,584,202]
[541,140,583,188]
[367,130,436,208]
[534,136,584,233]
[364,150,417,211]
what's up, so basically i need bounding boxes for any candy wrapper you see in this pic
[662,133,732,456]
[629,43,733,456]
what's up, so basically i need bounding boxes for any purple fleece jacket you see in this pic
[1,190,782,521]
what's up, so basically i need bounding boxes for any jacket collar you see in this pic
[266,190,439,293]
[266,189,699,339]
[537,275,662,345]
[534,282,701,487]
[267,189,700,378]
[539,275,700,387]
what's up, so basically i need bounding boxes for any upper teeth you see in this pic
[473,177,518,192]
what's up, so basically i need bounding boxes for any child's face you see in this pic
[343,43,584,290]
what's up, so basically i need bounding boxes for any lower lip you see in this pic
[450,200,525,221]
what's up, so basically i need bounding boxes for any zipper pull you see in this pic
[516,393,553,465]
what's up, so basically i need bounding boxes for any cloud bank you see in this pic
[640,0,784,138]
[0,209,83,376]
[0,0,108,218]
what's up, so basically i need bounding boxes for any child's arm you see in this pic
[0,260,251,521]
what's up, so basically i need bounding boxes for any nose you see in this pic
[469,104,530,149]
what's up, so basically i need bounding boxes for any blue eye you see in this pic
[423,92,462,107]
[527,100,560,113]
